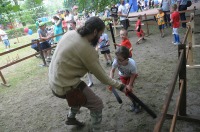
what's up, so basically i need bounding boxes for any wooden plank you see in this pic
[0,52,40,70]
[144,14,149,36]
[178,44,187,116]
[186,45,200,48]
[170,80,184,132]
[186,65,200,68]
[166,114,200,123]
[0,32,64,57]
[0,71,10,87]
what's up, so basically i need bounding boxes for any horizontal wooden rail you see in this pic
[0,52,39,70]
[128,8,196,18]
[0,32,65,57]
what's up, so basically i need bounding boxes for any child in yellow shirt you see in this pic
[156,8,165,38]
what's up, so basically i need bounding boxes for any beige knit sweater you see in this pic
[49,30,122,95]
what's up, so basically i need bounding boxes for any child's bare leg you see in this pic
[107,53,112,63]
[162,29,164,37]
[43,51,47,58]
[104,54,108,62]
[160,30,162,36]
[47,49,51,58]
[142,32,145,39]
[137,37,143,43]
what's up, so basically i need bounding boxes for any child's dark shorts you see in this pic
[40,41,51,50]
[158,24,165,30]
[100,50,110,54]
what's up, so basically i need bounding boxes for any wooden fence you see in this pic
[110,7,197,37]
[153,13,200,132]
[0,33,64,87]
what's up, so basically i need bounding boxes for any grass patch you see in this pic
[0,33,48,92]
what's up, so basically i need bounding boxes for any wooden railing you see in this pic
[0,32,65,87]
[153,13,200,132]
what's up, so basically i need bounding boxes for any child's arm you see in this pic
[110,67,116,79]
[128,73,137,87]
[55,19,62,26]
[106,40,110,46]
[95,44,99,51]
[114,43,121,47]
[170,14,173,23]
[129,47,133,52]
[170,17,173,23]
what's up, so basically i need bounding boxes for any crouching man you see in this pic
[49,17,132,132]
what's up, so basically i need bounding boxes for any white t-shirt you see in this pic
[98,33,109,51]
[125,3,130,10]
[65,14,74,29]
[112,58,137,77]
[118,4,128,21]
[0,30,8,40]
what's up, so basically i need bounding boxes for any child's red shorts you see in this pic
[120,76,130,85]
[136,29,144,38]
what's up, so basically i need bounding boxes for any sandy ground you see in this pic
[0,4,200,132]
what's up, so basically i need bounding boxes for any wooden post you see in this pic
[186,23,193,65]
[193,6,196,16]
[144,14,149,36]
[190,13,195,48]
[178,44,186,116]
[0,71,10,87]
[36,39,47,66]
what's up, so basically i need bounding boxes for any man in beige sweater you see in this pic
[49,17,132,132]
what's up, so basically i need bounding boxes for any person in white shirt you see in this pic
[118,0,129,30]
[125,1,130,10]
[64,10,74,31]
[0,28,11,51]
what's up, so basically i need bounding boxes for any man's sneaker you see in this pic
[172,41,176,44]
[65,117,85,127]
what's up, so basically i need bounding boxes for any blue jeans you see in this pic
[178,5,187,28]
[3,39,10,47]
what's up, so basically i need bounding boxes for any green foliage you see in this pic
[5,27,24,39]
[0,0,21,26]
[5,21,52,39]
[22,0,43,9]
[20,0,46,24]
[64,0,119,13]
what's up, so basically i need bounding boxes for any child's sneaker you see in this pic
[106,62,110,66]
[174,42,180,45]
[129,104,135,112]
[172,41,176,44]
[134,104,142,114]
